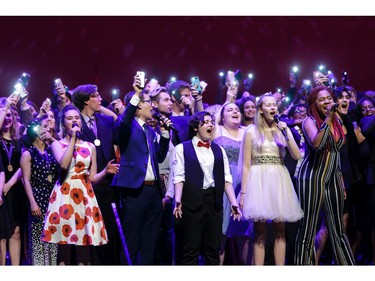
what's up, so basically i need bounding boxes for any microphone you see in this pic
[152,112,178,132]
[331,103,339,112]
[273,114,289,141]
[72,123,81,139]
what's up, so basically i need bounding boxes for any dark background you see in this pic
[1,16,375,107]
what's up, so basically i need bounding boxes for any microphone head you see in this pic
[72,123,81,138]
[273,114,280,123]
[152,112,162,121]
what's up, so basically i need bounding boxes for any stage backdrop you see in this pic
[1,16,374,107]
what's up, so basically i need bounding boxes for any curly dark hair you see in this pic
[188,111,214,139]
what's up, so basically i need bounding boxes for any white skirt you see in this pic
[239,164,303,222]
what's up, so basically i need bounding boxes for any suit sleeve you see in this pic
[114,103,137,145]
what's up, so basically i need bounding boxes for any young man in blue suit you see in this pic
[111,75,171,265]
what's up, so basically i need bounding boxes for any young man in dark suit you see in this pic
[72,84,120,265]
[172,111,241,265]
[111,75,170,265]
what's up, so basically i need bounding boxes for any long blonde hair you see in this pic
[253,93,286,154]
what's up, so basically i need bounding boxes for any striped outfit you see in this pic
[294,117,355,265]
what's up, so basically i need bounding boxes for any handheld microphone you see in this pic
[273,114,289,141]
[72,123,81,139]
[152,112,178,132]
[331,103,339,112]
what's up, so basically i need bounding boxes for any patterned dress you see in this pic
[42,141,108,246]
[27,145,59,265]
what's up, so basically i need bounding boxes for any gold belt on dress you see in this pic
[252,155,283,165]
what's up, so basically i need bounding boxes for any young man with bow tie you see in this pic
[172,111,241,265]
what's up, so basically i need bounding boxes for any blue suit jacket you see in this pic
[80,113,116,191]
[111,103,169,189]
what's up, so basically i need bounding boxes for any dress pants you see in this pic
[179,190,223,265]
[119,183,163,265]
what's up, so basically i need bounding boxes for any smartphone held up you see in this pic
[136,71,146,89]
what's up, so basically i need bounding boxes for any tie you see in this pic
[143,124,157,178]
[88,117,97,137]
[197,140,210,149]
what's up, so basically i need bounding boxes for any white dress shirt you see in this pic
[172,136,232,188]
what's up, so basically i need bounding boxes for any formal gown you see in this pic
[42,141,108,246]
[241,139,303,222]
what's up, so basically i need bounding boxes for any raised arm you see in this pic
[303,109,335,150]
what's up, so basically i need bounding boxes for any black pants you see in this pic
[178,192,223,265]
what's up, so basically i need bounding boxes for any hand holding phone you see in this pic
[111,89,120,101]
[136,71,146,89]
[190,76,202,93]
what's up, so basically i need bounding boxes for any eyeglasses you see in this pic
[140,99,152,104]
[90,93,101,98]
[294,110,307,114]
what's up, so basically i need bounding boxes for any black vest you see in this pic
[182,140,225,211]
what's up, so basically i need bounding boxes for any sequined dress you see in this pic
[213,133,252,236]
[241,139,303,222]
[42,141,108,246]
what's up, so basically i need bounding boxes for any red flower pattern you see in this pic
[49,190,57,204]
[75,213,85,230]
[49,212,60,225]
[59,204,74,220]
[82,234,92,246]
[92,206,101,223]
[62,224,73,237]
[60,182,70,195]
[76,146,90,159]
[70,188,84,205]
[74,161,85,173]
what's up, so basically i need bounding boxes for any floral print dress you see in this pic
[42,141,108,246]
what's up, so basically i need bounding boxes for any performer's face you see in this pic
[258,96,278,122]
[196,115,215,142]
[152,91,173,116]
[222,103,241,128]
[138,94,153,121]
[63,109,82,136]
[315,89,334,116]
[336,91,350,116]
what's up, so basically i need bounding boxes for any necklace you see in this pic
[1,138,14,172]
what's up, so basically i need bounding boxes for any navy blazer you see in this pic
[111,103,169,189]
[80,113,116,191]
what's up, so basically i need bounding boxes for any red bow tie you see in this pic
[197,141,210,149]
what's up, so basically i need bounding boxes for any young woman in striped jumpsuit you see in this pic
[294,86,355,265]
